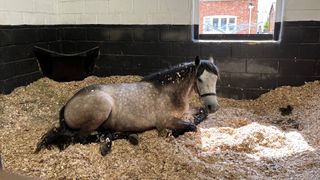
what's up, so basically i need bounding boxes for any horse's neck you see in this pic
[166,77,195,107]
[179,79,195,98]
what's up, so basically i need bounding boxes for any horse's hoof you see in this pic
[172,129,183,137]
[188,123,197,132]
[128,134,139,145]
[100,138,112,156]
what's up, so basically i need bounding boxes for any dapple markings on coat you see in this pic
[35,56,219,155]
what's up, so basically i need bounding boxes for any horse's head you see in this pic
[195,56,220,113]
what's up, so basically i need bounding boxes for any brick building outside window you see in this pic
[199,0,276,35]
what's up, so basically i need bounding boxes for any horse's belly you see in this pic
[104,101,169,132]
[105,111,158,132]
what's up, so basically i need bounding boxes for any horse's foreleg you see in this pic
[111,132,139,145]
[166,118,197,137]
[99,132,113,156]
[193,107,209,125]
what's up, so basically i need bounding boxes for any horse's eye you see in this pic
[197,78,203,82]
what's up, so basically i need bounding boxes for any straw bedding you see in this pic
[0,76,319,179]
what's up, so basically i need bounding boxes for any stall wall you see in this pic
[285,0,320,21]
[0,0,320,25]
[0,0,193,25]
[58,0,192,25]
[0,0,59,92]
[1,0,320,99]
[0,0,58,25]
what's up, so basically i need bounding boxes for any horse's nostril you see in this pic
[207,104,220,112]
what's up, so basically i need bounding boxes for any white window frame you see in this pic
[203,15,237,34]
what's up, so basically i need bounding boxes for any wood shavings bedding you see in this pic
[0,76,319,179]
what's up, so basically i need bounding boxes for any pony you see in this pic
[35,56,220,156]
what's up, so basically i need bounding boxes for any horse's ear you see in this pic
[195,56,200,66]
[209,57,215,64]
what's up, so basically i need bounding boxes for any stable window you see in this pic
[195,0,283,41]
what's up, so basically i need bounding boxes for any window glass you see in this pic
[213,18,219,30]
[204,17,211,32]
[229,18,235,24]
[228,18,236,32]
[221,18,227,31]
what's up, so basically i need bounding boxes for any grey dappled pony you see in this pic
[35,56,220,156]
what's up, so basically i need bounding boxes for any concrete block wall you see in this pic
[0,0,58,25]
[0,0,193,25]
[57,0,192,24]
[0,0,320,25]
[56,0,320,24]
[0,26,60,93]
[285,0,320,21]
[1,0,320,99]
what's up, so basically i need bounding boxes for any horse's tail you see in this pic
[59,106,67,128]
[34,106,76,153]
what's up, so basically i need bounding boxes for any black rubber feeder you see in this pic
[34,46,99,82]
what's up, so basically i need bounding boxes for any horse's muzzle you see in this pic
[206,104,220,113]
[200,93,220,113]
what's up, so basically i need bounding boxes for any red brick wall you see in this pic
[199,0,258,34]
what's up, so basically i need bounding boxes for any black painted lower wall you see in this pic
[0,25,60,93]
[1,22,320,99]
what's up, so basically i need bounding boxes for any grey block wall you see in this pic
[1,21,320,99]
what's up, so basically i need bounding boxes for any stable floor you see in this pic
[0,76,319,179]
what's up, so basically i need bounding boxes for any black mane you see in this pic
[197,60,219,77]
[142,60,219,86]
[142,62,196,86]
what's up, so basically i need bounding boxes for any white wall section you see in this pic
[0,0,319,25]
[0,0,58,25]
[284,0,320,21]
